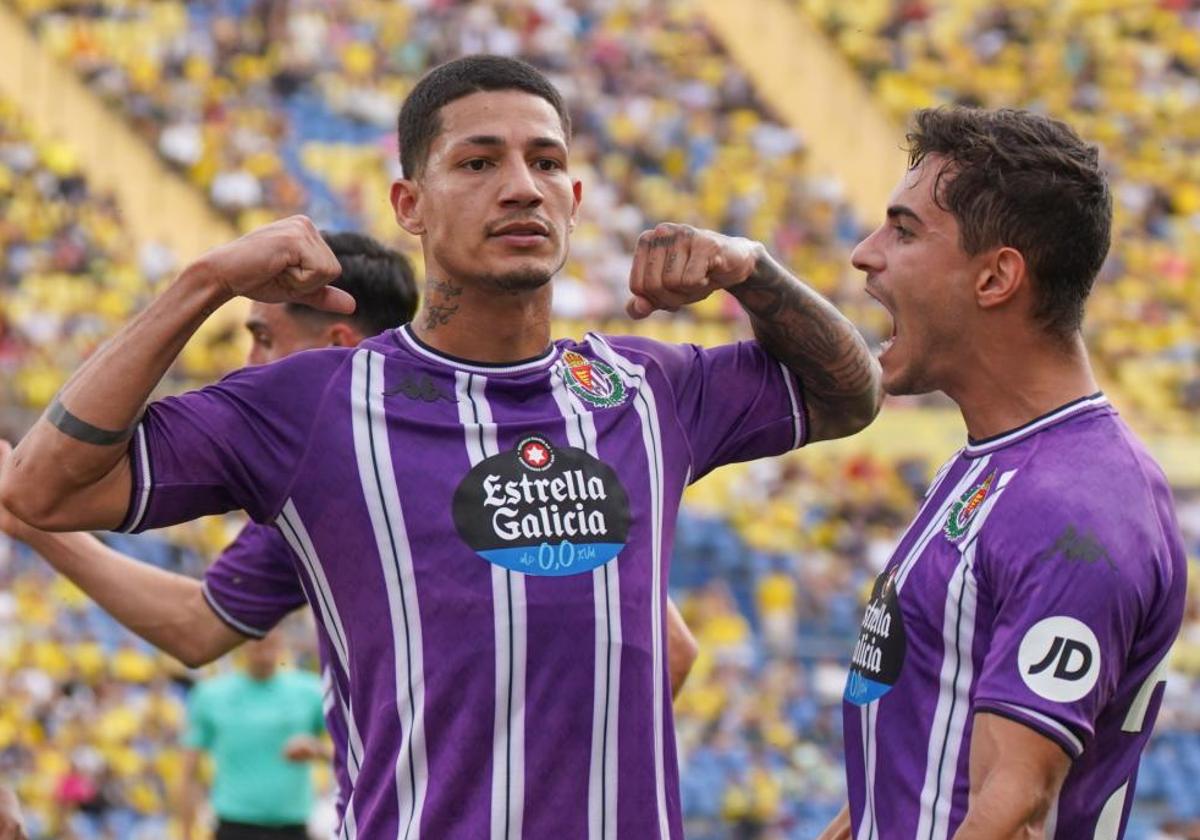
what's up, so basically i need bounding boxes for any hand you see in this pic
[282,734,326,762]
[0,787,28,840]
[0,441,37,544]
[626,223,762,320]
[191,216,353,314]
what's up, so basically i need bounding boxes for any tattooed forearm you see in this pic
[422,277,462,330]
[731,252,881,442]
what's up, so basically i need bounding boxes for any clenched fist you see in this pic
[191,216,353,314]
[626,223,764,319]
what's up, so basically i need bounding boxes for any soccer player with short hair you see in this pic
[0,228,700,829]
[820,108,1186,840]
[1,56,882,837]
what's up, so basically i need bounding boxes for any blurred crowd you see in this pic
[800,0,1200,433]
[0,0,1196,837]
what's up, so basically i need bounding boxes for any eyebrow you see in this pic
[456,135,568,155]
[887,205,924,226]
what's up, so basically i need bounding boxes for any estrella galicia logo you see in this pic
[844,566,907,706]
[1017,616,1101,702]
[944,470,997,541]
[453,435,630,576]
[559,351,627,409]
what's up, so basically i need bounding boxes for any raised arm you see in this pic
[0,216,348,532]
[0,442,245,668]
[953,713,1070,840]
[626,223,881,442]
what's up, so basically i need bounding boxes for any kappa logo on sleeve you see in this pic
[1017,616,1101,703]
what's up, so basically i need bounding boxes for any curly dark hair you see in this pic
[906,107,1112,338]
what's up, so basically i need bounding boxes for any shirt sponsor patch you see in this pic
[845,566,907,705]
[1017,616,1101,703]
[453,434,631,576]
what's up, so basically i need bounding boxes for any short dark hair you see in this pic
[397,55,571,179]
[287,231,418,336]
[906,107,1112,337]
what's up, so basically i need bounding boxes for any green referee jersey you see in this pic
[184,668,325,826]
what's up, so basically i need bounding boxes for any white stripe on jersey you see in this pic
[777,361,804,449]
[456,371,527,840]
[351,349,428,840]
[896,456,992,593]
[1094,780,1129,840]
[915,542,980,840]
[200,579,267,638]
[588,335,671,840]
[551,372,622,840]
[1123,655,1171,733]
[855,702,880,840]
[276,501,363,839]
[121,425,152,533]
[987,702,1084,756]
[858,456,990,839]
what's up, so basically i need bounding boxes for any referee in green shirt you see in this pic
[181,631,327,840]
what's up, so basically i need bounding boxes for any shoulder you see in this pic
[220,345,356,388]
[980,411,1178,578]
[221,521,289,559]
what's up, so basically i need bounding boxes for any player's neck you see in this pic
[411,279,553,364]
[949,330,1099,442]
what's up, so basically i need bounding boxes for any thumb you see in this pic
[625,294,655,320]
[295,286,356,316]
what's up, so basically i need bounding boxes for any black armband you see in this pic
[47,397,136,446]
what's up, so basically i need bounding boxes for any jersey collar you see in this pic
[964,392,1109,457]
[396,324,560,375]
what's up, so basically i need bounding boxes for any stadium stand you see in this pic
[0,1,1196,837]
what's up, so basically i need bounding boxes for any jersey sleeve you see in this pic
[601,335,807,481]
[117,348,350,532]
[971,505,1144,758]
[202,523,307,639]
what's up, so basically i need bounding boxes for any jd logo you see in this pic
[1017,616,1101,702]
[1028,636,1093,681]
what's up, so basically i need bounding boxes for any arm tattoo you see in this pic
[47,397,136,446]
[422,277,462,331]
[731,253,879,439]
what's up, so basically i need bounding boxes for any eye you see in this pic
[462,158,493,172]
[534,158,563,172]
[893,224,914,241]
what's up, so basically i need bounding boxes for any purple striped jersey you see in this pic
[202,523,355,823]
[120,324,807,839]
[843,395,1186,840]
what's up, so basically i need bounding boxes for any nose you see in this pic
[850,226,885,275]
[498,155,543,209]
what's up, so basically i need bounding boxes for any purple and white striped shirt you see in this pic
[122,324,806,839]
[843,395,1186,839]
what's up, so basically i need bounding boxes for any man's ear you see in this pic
[568,178,583,231]
[976,246,1027,310]
[391,178,425,236]
[327,322,365,347]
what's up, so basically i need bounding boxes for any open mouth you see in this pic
[865,284,897,356]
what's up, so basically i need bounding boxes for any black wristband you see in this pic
[47,397,135,446]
